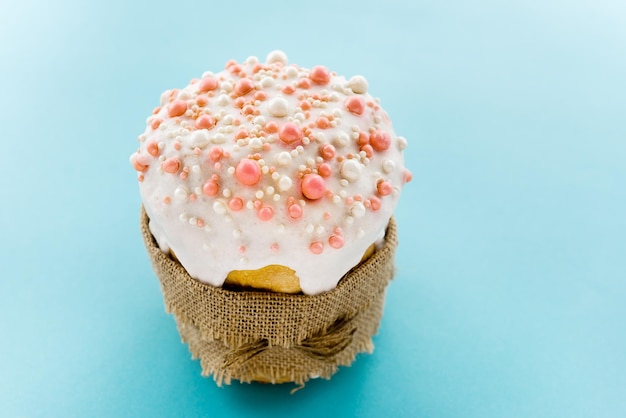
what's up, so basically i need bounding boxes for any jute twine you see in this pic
[140,206,397,385]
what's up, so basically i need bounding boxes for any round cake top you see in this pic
[131,51,412,295]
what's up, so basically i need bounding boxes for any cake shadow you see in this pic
[215,352,376,413]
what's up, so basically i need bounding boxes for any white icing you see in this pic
[132,51,410,295]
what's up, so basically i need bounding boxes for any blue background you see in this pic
[1,0,625,417]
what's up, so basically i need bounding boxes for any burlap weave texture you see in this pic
[140,206,398,385]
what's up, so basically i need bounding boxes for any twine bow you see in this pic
[222,316,357,370]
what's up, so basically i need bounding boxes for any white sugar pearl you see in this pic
[382,159,396,174]
[213,201,226,214]
[278,176,292,191]
[249,137,263,150]
[261,76,275,88]
[266,50,288,65]
[397,136,408,150]
[340,159,362,182]
[335,132,349,147]
[276,151,292,166]
[191,130,210,147]
[351,202,366,218]
[285,66,298,78]
[268,97,289,117]
[212,133,226,144]
[217,94,229,106]
[174,187,188,201]
[348,75,368,94]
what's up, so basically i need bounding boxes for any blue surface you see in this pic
[1,0,625,417]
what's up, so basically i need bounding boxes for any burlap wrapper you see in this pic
[140,206,398,385]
